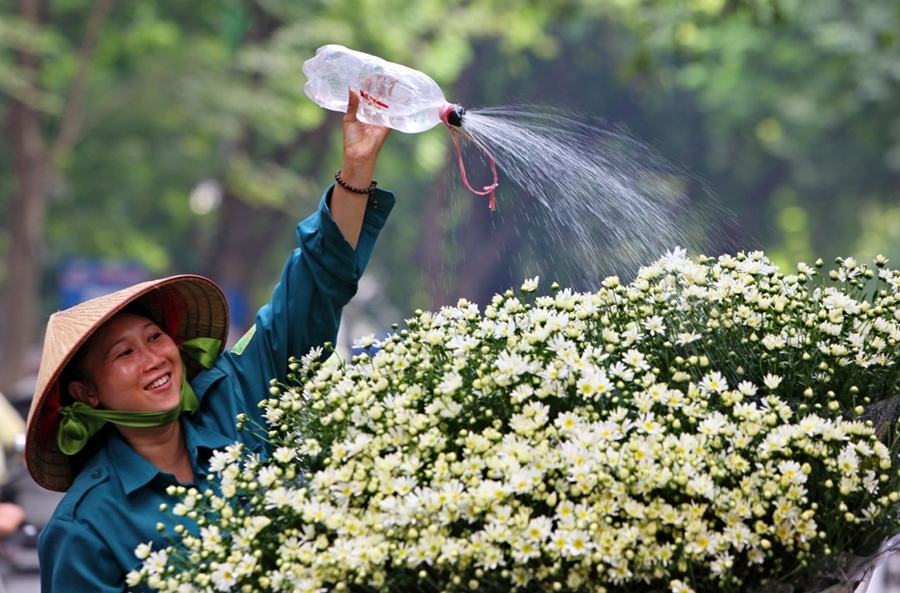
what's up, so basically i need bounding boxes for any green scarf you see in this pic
[56,337,221,456]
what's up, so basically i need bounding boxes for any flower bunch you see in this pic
[132,250,900,593]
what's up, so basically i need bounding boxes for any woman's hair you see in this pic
[58,301,156,401]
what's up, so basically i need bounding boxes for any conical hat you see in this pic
[25,275,229,492]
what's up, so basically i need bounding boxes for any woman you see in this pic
[25,90,393,592]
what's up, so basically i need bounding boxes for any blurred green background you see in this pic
[2,0,899,391]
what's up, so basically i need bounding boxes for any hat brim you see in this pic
[25,275,229,492]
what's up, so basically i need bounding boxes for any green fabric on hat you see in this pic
[181,336,221,370]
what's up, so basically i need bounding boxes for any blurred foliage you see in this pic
[1,0,898,342]
[599,0,900,267]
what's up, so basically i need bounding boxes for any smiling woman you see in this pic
[23,90,395,592]
[68,314,185,414]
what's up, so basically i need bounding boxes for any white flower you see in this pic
[125,569,144,587]
[212,562,237,591]
[761,334,786,351]
[697,412,727,436]
[354,333,376,349]
[699,371,728,394]
[134,541,153,560]
[609,361,635,382]
[300,345,324,366]
[663,247,688,265]
[494,351,537,384]
[145,549,168,576]
[562,529,593,557]
[209,449,232,473]
[521,277,540,292]
[554,411,581,434]
[710,552,734,576]
[797,262,815,275]
[763,373,782,390]
[737,381,757,396]
[273,446,296,463]
[636,413,663,436]
[622,348,650,371]
[837,446,860,475]
[670,579,696,593]
[778,460,807,484]
[437,371,464,395]
[643,315,666,335]
[823,291,860,315]
[200,525,225,555]
[300,438,322,457]
[676,331,701,345]
[510,537,541,562]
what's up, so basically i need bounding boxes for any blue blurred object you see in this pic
[223,285,249,336]
[58,259,148,309]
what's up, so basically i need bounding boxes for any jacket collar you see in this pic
[107,418,235,495]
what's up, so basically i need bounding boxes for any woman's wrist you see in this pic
[336,161,376,195]
[338,157,376,182]
[334,169,377,196]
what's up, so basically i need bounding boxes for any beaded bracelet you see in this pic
[335,169,377,196]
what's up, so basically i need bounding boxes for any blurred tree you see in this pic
[599,0,900,266]
[0,0,114,388]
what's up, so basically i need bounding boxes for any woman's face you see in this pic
[69,313,183,413]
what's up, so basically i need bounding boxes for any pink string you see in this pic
[440,104,499,211]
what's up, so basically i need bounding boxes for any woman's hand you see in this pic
[331,89,392,248]
[0,502,25,538]
[342,90,391,174]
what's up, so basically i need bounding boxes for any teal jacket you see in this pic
[37,187,395,592]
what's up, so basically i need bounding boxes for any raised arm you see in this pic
[330,90,392,248]
[193,88,396,430]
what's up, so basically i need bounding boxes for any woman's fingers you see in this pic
[345,88,360,123]
[342,88,391,165]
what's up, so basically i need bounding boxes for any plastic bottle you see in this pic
[302,44,465,133]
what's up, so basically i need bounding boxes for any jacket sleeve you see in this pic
[196,185,394,428]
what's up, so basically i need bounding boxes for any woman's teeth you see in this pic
[147,375,170,390]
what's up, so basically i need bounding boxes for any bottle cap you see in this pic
[440,104,466,127]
